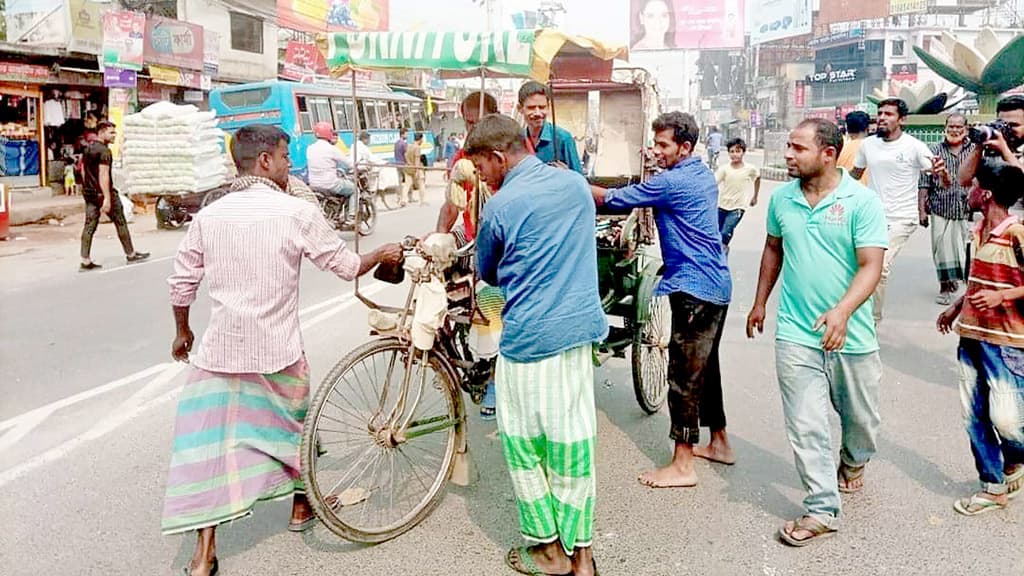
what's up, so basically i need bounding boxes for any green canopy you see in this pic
[322,30,628,81]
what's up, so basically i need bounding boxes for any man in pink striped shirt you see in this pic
[163,125,402,576]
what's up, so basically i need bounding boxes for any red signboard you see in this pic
[281,41,329,80]
[794,80,806,108]
[144,15,204,71]
[0,62,50,83]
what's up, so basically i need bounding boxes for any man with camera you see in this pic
[958,95,1024,203]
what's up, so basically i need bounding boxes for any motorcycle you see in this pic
[310,171,377,236]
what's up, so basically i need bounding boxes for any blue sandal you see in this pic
[480,381,496,421]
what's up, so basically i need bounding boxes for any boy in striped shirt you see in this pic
[937,159,1024,515]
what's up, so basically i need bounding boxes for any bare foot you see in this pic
[638,463,698,488]
[693,443,736,465]
[572,547,595,576]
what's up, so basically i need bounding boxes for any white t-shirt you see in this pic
[715,162,760,211]
[307,139,350,189]
[854,133,933,222]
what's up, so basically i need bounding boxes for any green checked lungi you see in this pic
[496,344,596,555]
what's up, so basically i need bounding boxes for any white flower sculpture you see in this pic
[913,28,1024,112]
[867,81,962,114]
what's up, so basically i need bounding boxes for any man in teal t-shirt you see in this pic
[747,119,888,547]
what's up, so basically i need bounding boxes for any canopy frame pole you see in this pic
[352,67,361,292]
[547,81,560,166]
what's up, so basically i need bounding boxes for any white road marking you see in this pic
[0,280,395,479]
[95,255,175,275]
[0,363,169,431]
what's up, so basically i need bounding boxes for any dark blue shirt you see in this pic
[606,156,732,304]
[476,155,608,362]
[526,122,584,174]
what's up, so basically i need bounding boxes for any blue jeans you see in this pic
[775,341,882,528]
[717,208,745,246]
[327,179,357,216]
[958,338,1024,494]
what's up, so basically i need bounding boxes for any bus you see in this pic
[208,80,437,174]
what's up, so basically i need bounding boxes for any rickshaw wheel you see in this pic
[300,338,463,543]
[631,281,670,414]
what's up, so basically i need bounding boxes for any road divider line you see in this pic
[302,283,386,331]
[0,363,169,431]
[82,363,187,442]
[96,255,175,275]
[0,408,55,454]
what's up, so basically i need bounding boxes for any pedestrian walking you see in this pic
[937,158,1024,516]
[403,133,424,206]
[469,114,607,576]
[592,111,735,488]
[837,111,870,184]
[747,118,888,546]
[162,125,402,576]
[394,126,408,187]
[79,120,148,270]
[850,98,934,324]
[925,114,974,305]
[715,137,761,251]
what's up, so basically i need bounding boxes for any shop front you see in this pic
[0,62,49,189]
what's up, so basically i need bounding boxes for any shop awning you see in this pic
[321,30,628,82]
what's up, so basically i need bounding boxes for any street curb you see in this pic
[11,199,85,226]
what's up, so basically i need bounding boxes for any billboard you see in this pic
[630,0,744,51]
[748,0,812,45]
[3,0,67,45]
[890,0,927,15]
[698,50,746,98]
[278,0,389,33]
[144,16,205,71]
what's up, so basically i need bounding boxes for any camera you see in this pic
[968,119,1014,145]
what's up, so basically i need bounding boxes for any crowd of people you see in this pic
[160,89,1024,575]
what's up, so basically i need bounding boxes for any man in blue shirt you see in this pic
[518,80,584,174]
[707,126,724,168]
[393,127,408,186]
[592,111,734,490]
[469,114,606,576]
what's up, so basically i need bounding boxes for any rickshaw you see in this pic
[299,30,670,544]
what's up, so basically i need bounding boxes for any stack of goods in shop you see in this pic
[122,102,228,196]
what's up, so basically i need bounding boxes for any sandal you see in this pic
[1007,465,1024,500]
[504,547,571,576]
[837,463,865,494]
[953,493,1007,516]
[778,516,837,547]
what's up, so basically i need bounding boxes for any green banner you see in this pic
[326,31,536,76]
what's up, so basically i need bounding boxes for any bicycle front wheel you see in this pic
[301,338,463,543]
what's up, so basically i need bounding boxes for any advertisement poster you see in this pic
[145,16,204,71]
[698,50,746,97]
[102,11,146,71]
[103,67,138,89]
[281,41,329,80]
[69,0,110,54]
[748,0,812,45]
[889,62,918,96]
[3,0,66,45]
[630,0,744,51]
[794,80,806,108]
[203,30,220,77]
[278,0,389,33]
[108,88,133,162]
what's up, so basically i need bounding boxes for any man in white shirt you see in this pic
[349,131,386,169]
[306,122,355,218]
[851,98,934,324]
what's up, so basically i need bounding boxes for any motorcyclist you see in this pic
[307,121,356,221]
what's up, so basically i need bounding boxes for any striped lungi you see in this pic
[496,344,596,555]
[161,356,309,535]
[930,214,969,283]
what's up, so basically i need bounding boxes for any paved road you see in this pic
[1,178,1022,575]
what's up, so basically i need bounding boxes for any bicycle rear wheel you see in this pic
[301,338,463,543]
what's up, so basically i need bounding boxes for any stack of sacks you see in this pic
[122,101,228,195]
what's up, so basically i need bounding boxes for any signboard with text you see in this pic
[103,68,138,88]
[0,62,50,84]
[278,0,389,33]
[145,16,204,71]
[806,67,858,83]
[102,11,146,71]
[69,0,109,55]
[281,41,329,80]
[794,81,806,108]
[748,0,812,45]
[890,0,927,15]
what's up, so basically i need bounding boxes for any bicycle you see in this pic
[300,234,489,543]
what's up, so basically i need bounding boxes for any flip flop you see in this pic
[778,516,837,547]
[288,516,318,532]
[504,547,572,576]
[837,463,865,494]
[953,493,1006,516]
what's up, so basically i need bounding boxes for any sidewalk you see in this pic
[8,193,84,226]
